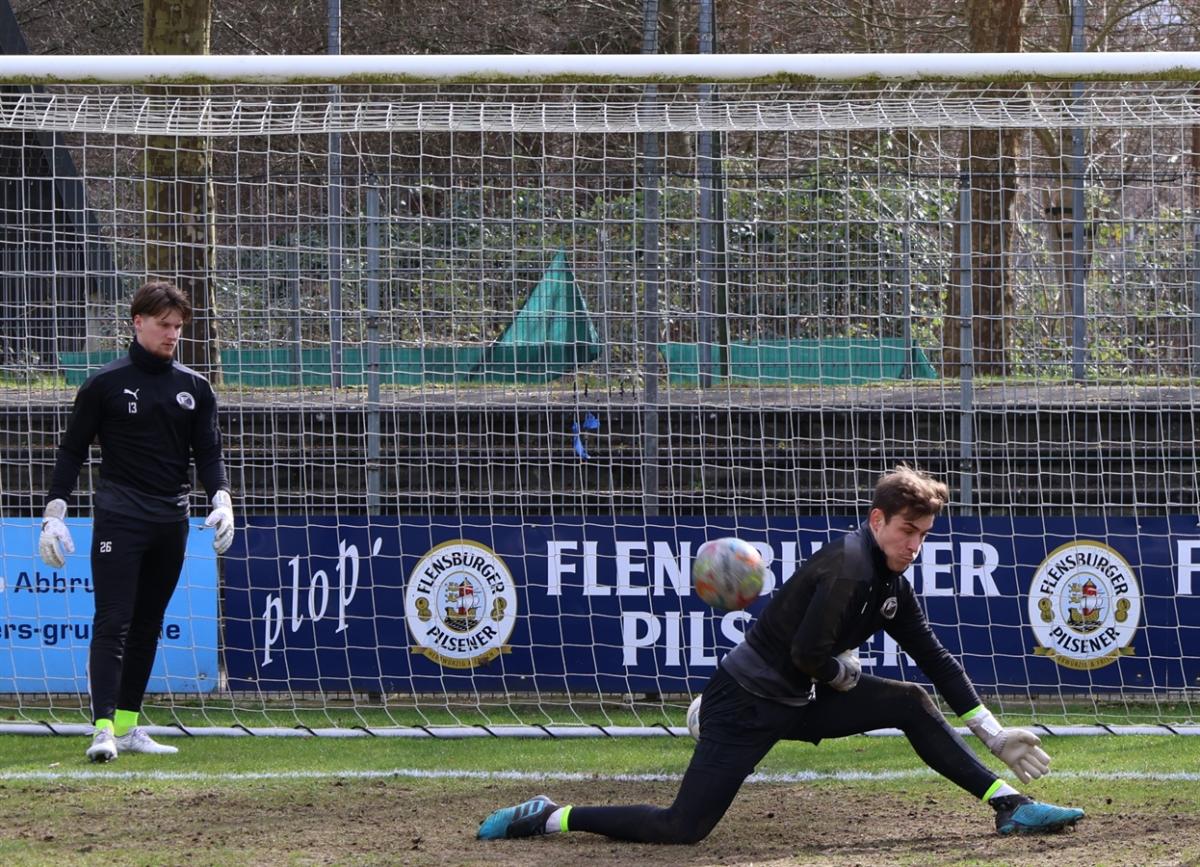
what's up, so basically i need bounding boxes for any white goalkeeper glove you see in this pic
[964,706,1050,784]
[203,490,235,555]
[827,648,861,692]
[39,499,75,568]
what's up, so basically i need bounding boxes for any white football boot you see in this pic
[85,728,118,763]
[115,726,179,755]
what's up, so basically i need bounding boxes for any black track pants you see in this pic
[88,509,188,723]
[568,666,998,843]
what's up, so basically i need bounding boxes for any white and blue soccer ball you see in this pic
[691,537,765,611]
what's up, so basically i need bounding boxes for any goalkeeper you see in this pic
[38,281,234,763]
[479,465,1085,842]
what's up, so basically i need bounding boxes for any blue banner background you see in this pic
[0,519,220,693]
[222,515,1200,695]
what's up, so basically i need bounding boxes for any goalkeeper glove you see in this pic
[964,706,1050,784]
[38,499,75,568]
[827,648,861,692]
[203,490,235,555]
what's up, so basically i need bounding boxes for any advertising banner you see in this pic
[222,515,1200,695]
[0,519,220,693]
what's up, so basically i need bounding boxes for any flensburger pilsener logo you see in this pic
[405,540,516,669]
[1028,541,1140,671]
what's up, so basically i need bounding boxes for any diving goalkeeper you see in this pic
[479,465,1085,842]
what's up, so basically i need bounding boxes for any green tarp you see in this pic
[59,251,601,387]
[659,338,938,385]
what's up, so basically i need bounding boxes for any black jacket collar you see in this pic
[128,339,174,374]
[861,521,903,580]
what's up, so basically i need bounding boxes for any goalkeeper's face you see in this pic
[133,309,185,359]
[868,508,935,573]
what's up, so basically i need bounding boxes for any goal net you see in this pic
[1,54,1198,737]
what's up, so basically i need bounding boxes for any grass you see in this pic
[0,727,1194,779]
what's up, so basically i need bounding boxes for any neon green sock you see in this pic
[94,718,113,732]
[113,709,139,737]
[983,779,1008,802]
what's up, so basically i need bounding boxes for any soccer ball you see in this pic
[691,537,765,611]
[686,695,702,740]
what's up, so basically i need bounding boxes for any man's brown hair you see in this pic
[131,280,192,324]
[871,465,949,520]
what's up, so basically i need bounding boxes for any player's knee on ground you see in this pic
[664,815,716,845]
[643,802,715,840]
[653,806,720,844]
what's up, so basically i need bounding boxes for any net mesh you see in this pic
[0,76,1197,734]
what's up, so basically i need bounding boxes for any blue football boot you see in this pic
[477,794,559,840]
[992,795,1085,835]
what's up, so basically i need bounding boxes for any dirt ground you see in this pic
[4,777,1198,867]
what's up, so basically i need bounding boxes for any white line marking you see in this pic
[1,767,1197,783]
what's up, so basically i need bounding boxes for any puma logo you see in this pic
[123,388,140,400]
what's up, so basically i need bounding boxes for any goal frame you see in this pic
[2,51,1200,85]
[0,52,1198,738]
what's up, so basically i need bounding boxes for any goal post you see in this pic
[0,53,1198,738]
[4,51,1200,83]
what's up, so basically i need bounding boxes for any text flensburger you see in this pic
[222,516,1200,694]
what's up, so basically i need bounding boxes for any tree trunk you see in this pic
[942,0,1025,376]
[143,0,219,382]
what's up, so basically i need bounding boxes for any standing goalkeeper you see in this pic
[38,281,234,763]
[479,466,1085,842]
